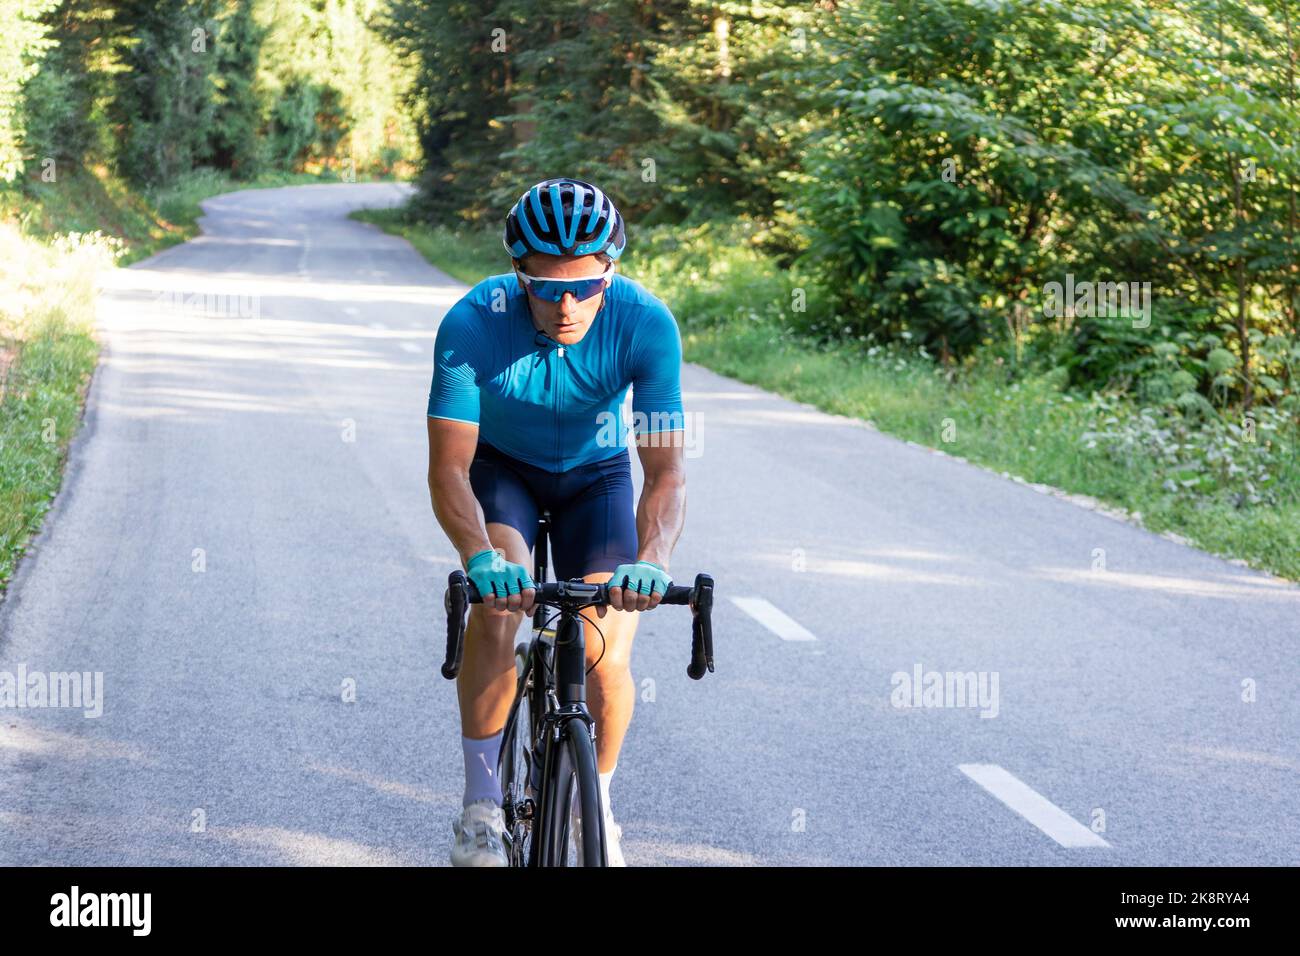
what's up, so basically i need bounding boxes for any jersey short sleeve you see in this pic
[427,298,486,425]
[628,299,685,434]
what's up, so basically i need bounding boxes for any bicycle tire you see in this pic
[541,720,605,866]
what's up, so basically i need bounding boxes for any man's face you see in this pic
[515,252,611,346]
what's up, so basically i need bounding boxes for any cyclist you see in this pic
[426,178,687,866]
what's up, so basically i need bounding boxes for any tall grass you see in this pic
[0,225,111,588]
[4,165,377,268]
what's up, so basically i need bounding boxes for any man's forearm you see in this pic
[429,468,493,565]
[635,470,686,570]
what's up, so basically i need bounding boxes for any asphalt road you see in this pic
[1,183,1296,866]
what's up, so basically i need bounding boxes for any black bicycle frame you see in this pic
[524,510,600,864]
[440,508,715,865]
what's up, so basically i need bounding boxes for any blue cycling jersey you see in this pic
[427,272,685,473]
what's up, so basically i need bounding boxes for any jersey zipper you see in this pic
[554,346,566,471]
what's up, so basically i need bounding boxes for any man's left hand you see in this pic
[606,560,673,613]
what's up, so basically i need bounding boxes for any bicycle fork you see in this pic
[529,611,607,865]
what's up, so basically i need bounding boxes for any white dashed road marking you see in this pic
[959,763,1110,848]
[729,597,817,642]
[399,342,421,354]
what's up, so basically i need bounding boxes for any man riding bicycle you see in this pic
[425,178,687,866]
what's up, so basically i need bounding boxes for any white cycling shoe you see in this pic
[450,798,509,867]
[570,792,626,867]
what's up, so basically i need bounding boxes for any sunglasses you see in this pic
[515,264,613,303]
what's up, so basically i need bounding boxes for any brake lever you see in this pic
[687,573,715,679]
[441,570,469,679]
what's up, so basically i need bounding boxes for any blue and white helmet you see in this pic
[503,178,626,262]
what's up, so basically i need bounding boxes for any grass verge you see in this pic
[5,166,383,265]
[350,207,502,285]
[0,228,106,589]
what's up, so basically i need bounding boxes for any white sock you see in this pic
[574,764,618,816]
[462,731,503,807]
[599,764,616,815]
[572,764,617,819]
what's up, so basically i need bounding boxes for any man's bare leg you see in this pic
[580,571,642,774]
[457,522,532,739]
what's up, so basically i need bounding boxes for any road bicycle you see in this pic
[441,509,715,866]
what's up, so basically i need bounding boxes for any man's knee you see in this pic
[584,600,638,670]
[470,604,525,642]
[587,629,635,681]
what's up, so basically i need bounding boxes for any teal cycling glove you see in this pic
[610,560,672,597]
[465,548,535,600]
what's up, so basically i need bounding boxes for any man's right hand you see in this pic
[465,548,536,613]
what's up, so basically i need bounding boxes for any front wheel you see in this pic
[541,720,605,866]
[499,642,534,866]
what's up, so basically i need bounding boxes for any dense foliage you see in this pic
[789,0,1299,411]
[2,0,417,191]
[381,0,812,224]
[383,0,1297,419]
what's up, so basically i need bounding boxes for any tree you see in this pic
[0,0,59,182]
